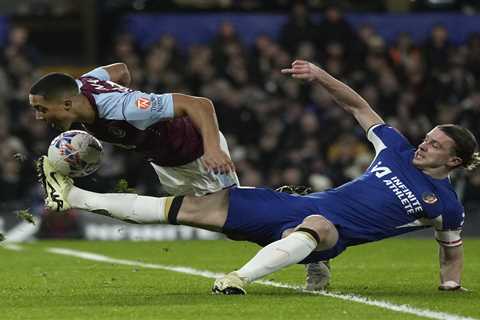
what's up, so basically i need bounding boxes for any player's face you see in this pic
[29,94,74,131]
[413,127,461,170]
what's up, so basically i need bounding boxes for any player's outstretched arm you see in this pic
[172,93,235,174]
[100,63,131,86]
[281,60,384,132]
[438,244,466,291]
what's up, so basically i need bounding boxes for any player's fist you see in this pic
[281,60,320,82]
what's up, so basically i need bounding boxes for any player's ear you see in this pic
[63,99,72,111]
[447,156,462,168]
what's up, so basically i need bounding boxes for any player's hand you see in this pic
[281,60,321,82]
[202,147,235,175]
[438,281,469,292]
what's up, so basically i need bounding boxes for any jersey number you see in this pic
[371,162,392,178]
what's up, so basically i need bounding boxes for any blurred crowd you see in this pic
[1,3,480,216]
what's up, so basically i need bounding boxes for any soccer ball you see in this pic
[48,130,103,178]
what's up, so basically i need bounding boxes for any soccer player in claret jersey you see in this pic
[29,63,238,198]
[36,60,479,294]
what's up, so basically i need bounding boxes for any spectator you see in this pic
[315,3,358,63]
[465,33,480,81]
[2,25,39,66]
[423,24,452,74]
[279,1,317,54]
[389,32,421,73]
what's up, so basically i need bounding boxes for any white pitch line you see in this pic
[258,280,477,320]
[0,243,25,251]
[46,247,477,320]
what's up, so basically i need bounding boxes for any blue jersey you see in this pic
[76,68,204,167]
[225,124,464,262]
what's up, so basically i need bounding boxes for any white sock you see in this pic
[235,231,317,282]
[67,186,168,223]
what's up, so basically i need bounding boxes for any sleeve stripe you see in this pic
[436,238,463,247]
[366,123,384,135]
[367,125,387,156]
[434,229,462,247]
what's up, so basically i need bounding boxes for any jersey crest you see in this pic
[422,192,438,204]
[136,97,151,110]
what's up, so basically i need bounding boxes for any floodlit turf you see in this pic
[0,239,479,320]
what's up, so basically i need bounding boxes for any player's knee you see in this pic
[296,215,338,251]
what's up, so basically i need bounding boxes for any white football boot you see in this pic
[305,260,331,291]
[212,272,247,295]
[36,156,73,212]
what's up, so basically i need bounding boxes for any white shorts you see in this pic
[151,132,239,196]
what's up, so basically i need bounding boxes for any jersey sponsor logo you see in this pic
[136,97,151,110]
[151,96,167,114]
[422,192,438,204]
[383,176,423,216]
[371,161,424,216]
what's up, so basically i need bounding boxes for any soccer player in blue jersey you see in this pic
[37,60,479,294]
[29,63,238,197]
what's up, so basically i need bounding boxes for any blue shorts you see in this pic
[223,187,348,263]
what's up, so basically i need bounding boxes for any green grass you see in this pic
[1,239,479,320]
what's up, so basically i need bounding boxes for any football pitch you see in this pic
[1,239,479,320]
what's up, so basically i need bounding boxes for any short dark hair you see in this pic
[29,72,79,101]
[437,124,480,170]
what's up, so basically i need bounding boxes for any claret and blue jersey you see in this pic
[75,67,204,167]
[226,124,464,262]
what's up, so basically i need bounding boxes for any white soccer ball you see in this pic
[48,130,103,178]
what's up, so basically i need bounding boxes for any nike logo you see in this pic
[47,181,63,211]
[50,172,59,185]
